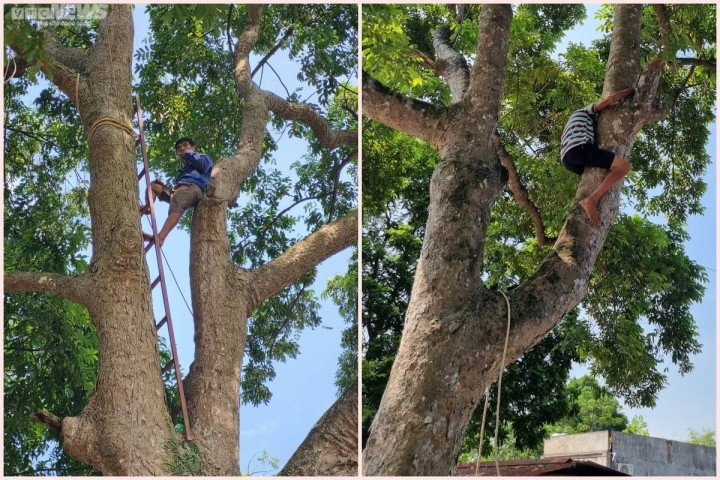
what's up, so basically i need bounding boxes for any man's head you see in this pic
[174,137,195,158]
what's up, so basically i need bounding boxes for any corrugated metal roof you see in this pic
[456,457,630,476]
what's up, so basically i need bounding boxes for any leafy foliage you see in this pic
[4,78,95,475]
[686,428,716,447]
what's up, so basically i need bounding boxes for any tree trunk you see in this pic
[10,5,177,474]
[279,387,359,476]
[362,4,665,475]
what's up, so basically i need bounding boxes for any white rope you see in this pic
[4,56,17,83]
[494,289,511,476]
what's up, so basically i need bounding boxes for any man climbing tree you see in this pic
[561,88,635,226]
[5,4,358,476]
[362,3,713,475]
[141,137,213,246]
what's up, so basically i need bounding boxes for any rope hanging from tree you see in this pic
[475,288,512,477]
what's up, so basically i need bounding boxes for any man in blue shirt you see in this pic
[142,137,214,246]
[560,88,634,226]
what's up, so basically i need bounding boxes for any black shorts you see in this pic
[562,143,615,175]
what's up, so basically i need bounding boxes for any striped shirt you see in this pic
[560,103,597,160]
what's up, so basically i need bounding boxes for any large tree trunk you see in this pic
[279,387,359,476]
[8,5,176,474]
[362,4,664,475]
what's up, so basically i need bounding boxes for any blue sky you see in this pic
[557,5,716,442]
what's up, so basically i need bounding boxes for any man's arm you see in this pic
[183,151,213,173]
[595,88,635,112]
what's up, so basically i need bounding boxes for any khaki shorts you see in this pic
[168,183,204,215]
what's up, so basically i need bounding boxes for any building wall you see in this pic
[610,431,716,476]
[543,431,611,466]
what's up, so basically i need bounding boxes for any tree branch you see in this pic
[362,71,443,145]
[261,89,357,149]
[246,210,358,312]
[226,5,235,56]
[4,271,93,309]
[492,132,556,246]
[4,55,29,81]
[410,48,436,70]
[31,409,63,431]
[433,25,469,103]
[465,4,513,142]
[676,57,716,70]
[279,387,358,476]
[508,5,664,359]
[652,4,673,53]
[252,26,294,78]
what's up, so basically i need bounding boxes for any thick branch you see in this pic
[362,71,443,144]
[246,210,358,312]
[676,57,716,70]
[653,4,673,53]
[31,410,63,431]
[4,271,93,309]
[492,133,555,246]
[433,25,469,103]
[279,387,358,476]
[9,41,83,108]
[262,90,357,149]
[465,4,513,142]
[508,5,662,357]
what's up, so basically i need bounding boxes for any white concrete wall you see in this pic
[543,431,610,466]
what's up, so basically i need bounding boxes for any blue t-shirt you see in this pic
[175,151,213,192]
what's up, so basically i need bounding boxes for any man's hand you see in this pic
[596,87,635,111]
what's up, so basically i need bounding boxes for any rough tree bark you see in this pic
[6,4,358,475]
[362,4,664,475]
[278,387,359,476]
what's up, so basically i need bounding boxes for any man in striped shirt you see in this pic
[560,87,634,226]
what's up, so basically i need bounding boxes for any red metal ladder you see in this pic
[134,94,192,440]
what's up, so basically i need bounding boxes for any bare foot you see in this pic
[580,198,601,226]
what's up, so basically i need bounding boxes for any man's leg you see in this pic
[580,156,631,226]
[157,212,182,247]
[140,182,165,214]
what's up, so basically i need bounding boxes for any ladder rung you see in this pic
[156,316,168,330]
[151,276,161,289]
[135,138,141,147]
[142,232,154,242]
[138,169,145,181]
[144,242,154,253]
[162,359,174,375]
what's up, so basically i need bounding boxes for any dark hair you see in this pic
[174,137,195,151]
